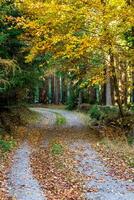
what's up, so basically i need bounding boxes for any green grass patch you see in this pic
[55,113,66,126]
[51,143,64,155]
[0,139,16,152]
[0,126,16,152]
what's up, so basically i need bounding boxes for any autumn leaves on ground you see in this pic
[0,106,134,200]
[31,128,85,200]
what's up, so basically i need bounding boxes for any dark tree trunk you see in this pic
[110,53,124,117]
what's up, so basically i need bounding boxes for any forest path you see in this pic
[30,107,86,128]
[70,140,134,200]
[8,108,134,200]
[8,142,46,200]
[8,108,85,200]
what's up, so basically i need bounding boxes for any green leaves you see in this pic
[0,33,9,44]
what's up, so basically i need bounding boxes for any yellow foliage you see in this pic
[14,0,133,84]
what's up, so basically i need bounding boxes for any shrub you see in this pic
[99,106,118,120]
[66,94,77,110]
[127,136,134,145]
[0,139,15,152]
[130,105,134,112]
[55,113,66,126]
[89,105,102,120]
[89,105,118,121]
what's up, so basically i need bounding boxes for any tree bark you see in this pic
[78,90,82,109]
[48,77,52,104]
[54,72,59,104]
[67,80,71,103]
[60,75,63,103]
[131,71,134,103]
[105,54,112,106]
[106,79,112,106]
[110,52,124,117]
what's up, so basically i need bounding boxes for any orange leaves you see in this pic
[87,187,99,193]
[31,143,84,199]
[0,144,14,200]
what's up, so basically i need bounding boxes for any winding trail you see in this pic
[8,108,134,200]
[30,107,86,127]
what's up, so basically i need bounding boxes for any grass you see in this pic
[55,113,66,126]
[75,111,91,127]
[19,108,41,124]
[0,139,16,152]
[51,143,64,155]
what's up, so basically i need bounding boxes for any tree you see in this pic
[13,0,134,112]
[0,0,47,105]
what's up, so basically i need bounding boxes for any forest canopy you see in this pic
[0,0,134,115]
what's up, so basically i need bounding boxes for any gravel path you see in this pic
[8,142,46,200]
[8,108,134,200]
[30,107,86,128]
[70,140,134,200]
[30,108,57,128]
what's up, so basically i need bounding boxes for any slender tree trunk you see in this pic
[48,77,52,104]
[54,73,59,104]
[101,84,106,105]
[67,80,71,103]
[60,75,63,103]
[110,53,124,117]
[106,78,112,106]
[126,0,134,103]
[34,86,39,103]
[105,54,112,106]
[123,63,128,106]
[110,78,115,105]
[78,90,82,109]
[96,85,100,104]
[131,71,134,103]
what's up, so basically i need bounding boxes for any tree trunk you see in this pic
[106,78,112,106]
[131,71,134,103]
[54,72,59,104]
[60,75,63,103]
[78,90,82,109]
[67,80,71,103]
[123,63,128,106]
[101,84,106,105]
[96,85,100,104]
[105,54,112,106]
[48,77,52,104]
[34,86,39,103]
[110,53,124,117]
[110,77,115,105]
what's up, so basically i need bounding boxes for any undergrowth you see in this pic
[0,139,15,152]
[89,105,118,121]
[0,106,39,153]
[88,105,134,167]
[51,143,64,155]
[95,126,134,168]
[55,113,66,126]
